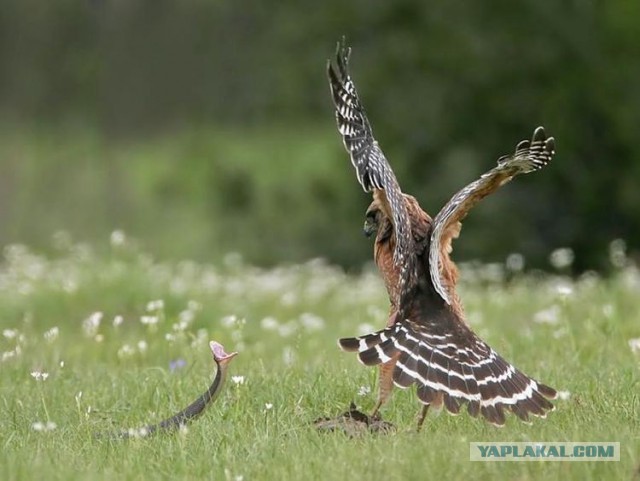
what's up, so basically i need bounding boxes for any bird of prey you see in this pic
[327,39,557,427]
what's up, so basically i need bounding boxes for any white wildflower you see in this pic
[3,329,18,339]
[165,333,176,342]
[46,421,57,431]
[224,469,244,481]
[178,309,195,325]
[622,266,640,291]
[628,338,640,354]
[221,315,238,328]
[137,340,148,353]
[113,315,124,327]
[554,283,574,297]
[117,344,135,358]
[43,327,59,342]
[2,346,21,362]
[556,390,571,401]
[146,299,164,311]
[533,305,561,325]
[260,316,280,331]
[82,312,103,337]
[110,230,126,247]
[59,361,65,368]
[140,315,159,326]
[126,427,149,438]
[299,312,325,331]
[31,422,45,432]
[549,247,574,270]
[358,385,371,396]
[505,253,525,272]
[231,376,245,385]
[609,239,627,268]
[577,270,600,289]
[173,320,189,332]
[94,334,104,343]
[30,371,49,381]
[264,403,273,411]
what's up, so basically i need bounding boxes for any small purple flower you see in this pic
[169,358,187,372]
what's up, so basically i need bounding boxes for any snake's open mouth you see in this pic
[209,341,238,363]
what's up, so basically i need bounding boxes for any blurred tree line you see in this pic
[1,0,639,272]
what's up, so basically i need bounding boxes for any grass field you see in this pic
[1,235,638,481]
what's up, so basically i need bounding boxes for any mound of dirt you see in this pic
[314,403,396,437]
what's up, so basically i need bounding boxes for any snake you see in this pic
[100,340,237,439]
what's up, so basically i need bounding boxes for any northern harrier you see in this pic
[327,39,557,427]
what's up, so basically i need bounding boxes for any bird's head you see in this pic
[364,202,382,237]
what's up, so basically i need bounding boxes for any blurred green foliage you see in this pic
[1,0,639,270]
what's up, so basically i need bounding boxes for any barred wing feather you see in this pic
[429,127,555,304]
[327,38,417,305]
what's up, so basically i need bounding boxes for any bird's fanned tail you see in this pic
[338,324,556,426]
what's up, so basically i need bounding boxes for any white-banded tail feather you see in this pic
[340,322,556,426]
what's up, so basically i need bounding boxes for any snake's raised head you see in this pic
[209,341,238,365]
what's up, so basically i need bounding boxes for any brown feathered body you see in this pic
[370,192,467,412]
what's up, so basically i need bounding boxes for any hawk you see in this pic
[327,39,557,427]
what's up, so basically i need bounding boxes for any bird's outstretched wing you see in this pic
[429,127,556,304]
[327,38,417,303]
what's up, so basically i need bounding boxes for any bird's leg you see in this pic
[371,307,401,420]
[372,356,399,420]
[416,404,430,432]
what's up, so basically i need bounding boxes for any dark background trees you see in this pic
[1,0,638,272]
